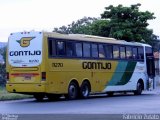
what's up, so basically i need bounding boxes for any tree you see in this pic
[53,4,157,44]
[53,17,98,34]
[53,17,111,37]
[0,47,6,85]
[89,20,110,37]
[101,3,156,42]
[0,47,6,63]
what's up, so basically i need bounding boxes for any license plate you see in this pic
[24,76,31,80]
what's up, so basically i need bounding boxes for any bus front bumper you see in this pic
[6,83,46,93]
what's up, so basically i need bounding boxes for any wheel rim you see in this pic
[69,84,77,98]
[82,85,89,97]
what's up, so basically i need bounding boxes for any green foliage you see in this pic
[0,47,6,85]
[53,17,98,34]
[101,3,156,42]
[53,3,157,44]
[53,17,111,37]
[89,20,110,37]
[0,86,33,101]
[0,46,7,63]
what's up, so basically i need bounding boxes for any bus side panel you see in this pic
[46,59,92,94]
[46,59,118,94]
[92,60,118,92]
[103,61,146,92]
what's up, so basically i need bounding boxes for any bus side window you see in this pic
[83,43,91,57]
[48,38,56,57]
[66,42,74,57]
[113,45,120,59]
[133,47,138,59]
[98,44,105,58]
[75,43,82,57]
[145,47,152,57]
[105,45,113,59]
[120,46,126,59]
[91,44,98,58]
[126,46,132,59]
[138,47,144,60]
[57,41,66,56]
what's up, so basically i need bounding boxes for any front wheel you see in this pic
[134,82,142,95]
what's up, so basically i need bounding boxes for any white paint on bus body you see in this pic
[8,32,43,67]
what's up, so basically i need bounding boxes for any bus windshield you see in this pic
[8,32,43,67]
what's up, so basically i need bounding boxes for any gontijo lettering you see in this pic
[82,62,111,69]
[9,50,41,56]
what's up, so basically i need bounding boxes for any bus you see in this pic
[6,31,155,101]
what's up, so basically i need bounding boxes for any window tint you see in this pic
[98,44,105,58]
[75,43,82,57]
[126,46,132,59]
[133,47,138,59]
[57,41,66,56]
[120,47,126,59]
[145,47,152,57]
[105,45,113,59]
[113,45,119,59]
[49,38,145,61]
[66,42,74,57]
[91,44,98,58]
[48,39,56,57]
[83,43,91,57]
[138,47,144,60]
[48,40,53,56]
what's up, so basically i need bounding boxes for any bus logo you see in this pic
[17,37,35,47]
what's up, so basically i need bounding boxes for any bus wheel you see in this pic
[80,81,90,99]
[66,82,78,100]
[107,92,114,97]
[34,94,45,101]
[134,82,142,95]
[46,94,61,101]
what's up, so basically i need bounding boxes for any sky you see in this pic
[0,0,160,42]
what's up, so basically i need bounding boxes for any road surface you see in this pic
[0,90,160,114]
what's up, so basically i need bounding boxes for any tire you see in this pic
[46,94,61,101]
[66,82,78,100]
[80,81,90,99]
[34,94,45,101]
[107,92,114,97]
[134,82,142,95]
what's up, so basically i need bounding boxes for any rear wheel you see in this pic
[134,82,143,95]
[65,82,78,100]
[80,81,90,99]
[34,94,45,101]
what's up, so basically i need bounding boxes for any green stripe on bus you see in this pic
[107,62,128,86]
[116,61,137,85]
[107,61,137,86]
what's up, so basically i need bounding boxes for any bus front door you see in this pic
[146,56,155,89]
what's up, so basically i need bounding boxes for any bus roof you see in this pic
[44,32,151,47]
[10,31,151,47]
